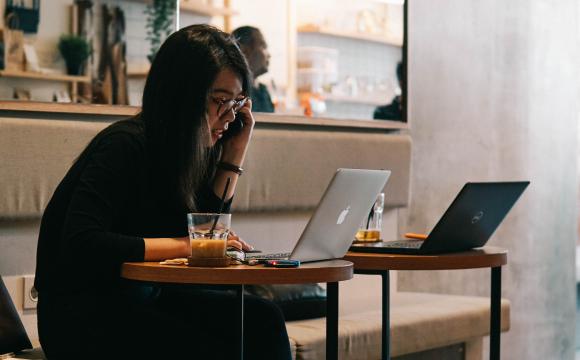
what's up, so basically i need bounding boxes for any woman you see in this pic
[35,25,291,359]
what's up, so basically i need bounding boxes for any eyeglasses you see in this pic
[211,96,248,117]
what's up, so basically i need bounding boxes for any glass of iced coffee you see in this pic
[187,213,231,266]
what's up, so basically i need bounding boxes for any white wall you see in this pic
[400,0,578,358]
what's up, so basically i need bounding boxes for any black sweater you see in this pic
[35,119,228,296]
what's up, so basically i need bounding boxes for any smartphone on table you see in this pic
[263,260,300,268]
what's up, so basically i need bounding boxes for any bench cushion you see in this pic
[286,292,510,360]
[0,118,107,219]
[235,128,411,212]
[0,117,411,219]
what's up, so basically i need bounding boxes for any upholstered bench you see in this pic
[286,292,510,360]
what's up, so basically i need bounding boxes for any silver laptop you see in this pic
[245,168,391,263]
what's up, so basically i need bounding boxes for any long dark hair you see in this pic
[138,24,251,211]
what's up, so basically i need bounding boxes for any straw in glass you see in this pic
[209,177,231,236]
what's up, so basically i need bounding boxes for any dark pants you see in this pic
[38,285,292,359]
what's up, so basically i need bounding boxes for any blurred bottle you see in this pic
[354,193,385,242]
[299,92,326,117]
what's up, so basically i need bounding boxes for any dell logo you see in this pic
[471,211,484,224]
[337,206,351,224]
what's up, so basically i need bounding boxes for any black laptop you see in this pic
[349,181,529,255]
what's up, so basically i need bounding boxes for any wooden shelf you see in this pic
[0,70,91,83]
[125,0,237,18]
[0,102,409,131]
[127,62,150,78]
[127,70,148,78]
[297,24,403,47]
[0,101,139,116]
[179,1,237,16]
[322,93,390,106]
[256,113,407,131]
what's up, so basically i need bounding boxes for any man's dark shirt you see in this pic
[373,96,404,122]
[251,83,275,113]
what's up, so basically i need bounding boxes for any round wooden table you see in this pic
[343,247,507,360]
[122,260,353,360]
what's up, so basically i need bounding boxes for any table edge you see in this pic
[343,247,507,271]
[121,260,354,285]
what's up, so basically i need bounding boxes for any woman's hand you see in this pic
[227,230,253,251]
[221,98,255,166]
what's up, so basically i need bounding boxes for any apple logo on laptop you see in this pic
[471,211,484,224]
[337,206,351,224]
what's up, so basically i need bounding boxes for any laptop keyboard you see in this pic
[245,252,291,260]
[381,240,424,249]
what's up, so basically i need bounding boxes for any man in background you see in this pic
[373,61,404,121]
[232,26,274,113]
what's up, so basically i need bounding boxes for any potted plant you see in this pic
[145,0,175,63]
[58,34,91,75]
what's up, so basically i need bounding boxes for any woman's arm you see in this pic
[214,99,255,200]
[62,133,199,265]
[61,132,147,265]
[144,237,190,261]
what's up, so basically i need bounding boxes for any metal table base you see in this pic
[355,268,503,360]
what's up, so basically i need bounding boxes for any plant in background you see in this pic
[145,0,175,63]
[58,34,91,75]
